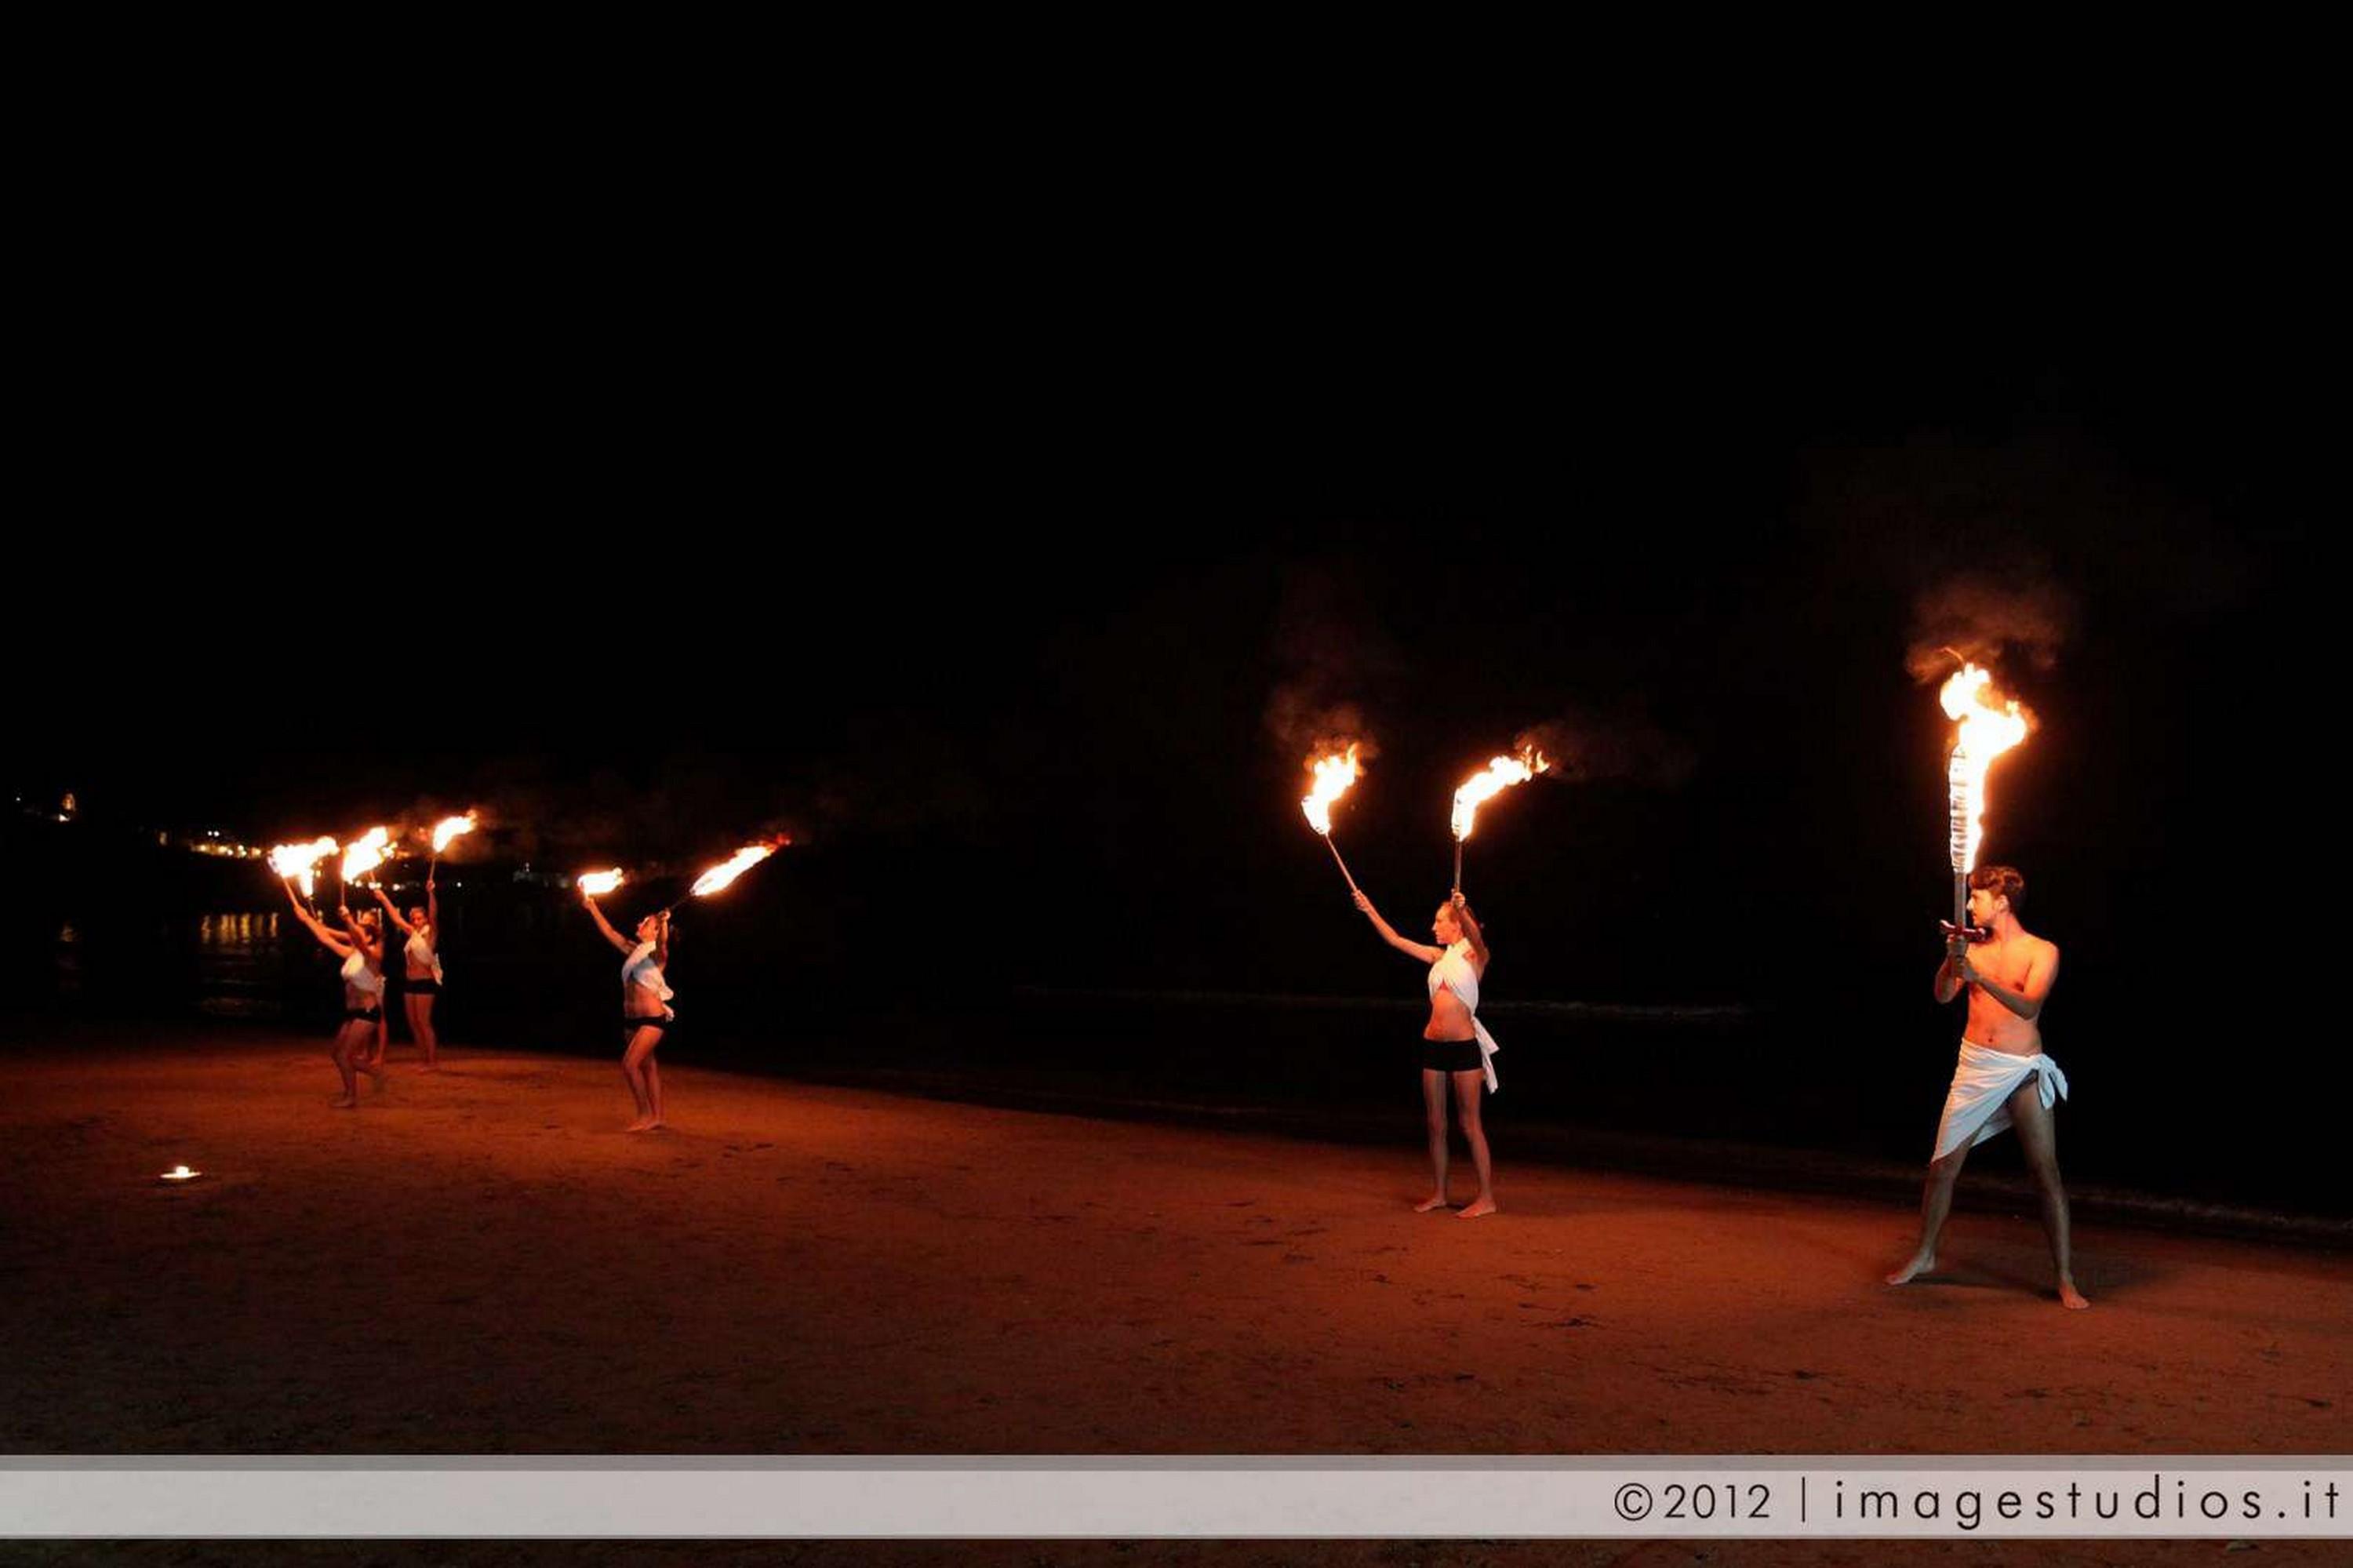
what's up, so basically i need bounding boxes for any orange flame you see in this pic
[267,837,340,898]
[340,826,392,885]
[687,840,784,899]
[577,869,626,897]
[430,813,479,856]
[1451,748,1549,842]
[1940,664,2031,873]
[1300,745,1363,837]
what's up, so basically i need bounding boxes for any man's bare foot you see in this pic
[330,1095,358,1109]
[2059,1280,2090,1310]
[1413,1193,1450,1213]
[1885,1252,1936,1285]
[1457,1195,1497,1219]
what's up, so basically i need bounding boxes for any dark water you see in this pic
[5,884,2341,1224]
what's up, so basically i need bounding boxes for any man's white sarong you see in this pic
[1933,1039,2068,1161]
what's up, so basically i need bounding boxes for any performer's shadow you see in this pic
[1897,1254,2152,1300]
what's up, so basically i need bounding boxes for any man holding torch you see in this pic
[1887,864,2086,1310]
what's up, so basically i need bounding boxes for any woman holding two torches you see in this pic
[279,876,389,1108]
[371,875,443,1071]
[366,814,472,1071]
[1307,745,1514,1217]
[580,875,675,1133]
[1352,889,1500,1218]
[571,844,776,1130]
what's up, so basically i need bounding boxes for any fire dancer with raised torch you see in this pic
[1887,664,2085,1309]
[576,841,780,1133]
[340,829,396,1071]
[580,871,673,1133]
[369,813,474,1071]
[1352,888,1501,1218]
[278,859,389,1109]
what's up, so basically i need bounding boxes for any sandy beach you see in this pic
[4,1030,2345,1565]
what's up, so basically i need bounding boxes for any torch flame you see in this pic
[267,836,340,898]
[577,869,626,897]
[687,840,784,899]
[1940,664,2031,873]
[340,826,392,885]
[1451,748,1550,842]
[1300,744,1363,837]
[430,813,479,856]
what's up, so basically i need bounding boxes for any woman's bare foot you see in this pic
[1886,1252,1936,1285]
[1457,1195,1497,1219]
[2059,1279,2091,1310]
[1413,1193,1450,1213]
[330,1095,358,1109]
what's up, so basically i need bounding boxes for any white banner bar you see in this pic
[0,1459,2344,1538]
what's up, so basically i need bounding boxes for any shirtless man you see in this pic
[1887,864,2088,1309]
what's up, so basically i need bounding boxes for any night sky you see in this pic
[25,293,2323,1027]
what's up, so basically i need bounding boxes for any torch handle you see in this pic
[1452,839,1464,898]
[1322,834,1360,896]
[1942,871,1987,944]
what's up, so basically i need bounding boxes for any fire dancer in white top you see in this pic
[280,876,389,1108]
[372,876,443,1071]
[580,883,675,1133]
[1887,864,2087,1308]
[1353,889,1499,1218]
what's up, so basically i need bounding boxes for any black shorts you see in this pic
[406,977,442,995]
[622,1016,671,1042]
[342,1006,382,1024]
[1420,1037,1482,1074]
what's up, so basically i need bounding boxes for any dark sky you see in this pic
[24,280,2324,1013]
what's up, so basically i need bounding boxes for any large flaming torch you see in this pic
[663,839,787,915]
[267,837,340,900]
[1940,662,2030,940]
[576,869,626,897]
[340,826,392,890]
[429,812,478,867]
[1300,744,1364,893]
[1450,748,1548,896]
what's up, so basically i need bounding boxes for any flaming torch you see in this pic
[267,837,340,900]
[1300,744,1364,893]
[428,812,478,868]
[664,839,787,915]
[1940,662,2031,940]
[576,869,626,898]
[340,826,392,890]
[1450,748,1548,896]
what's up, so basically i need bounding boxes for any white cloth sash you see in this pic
[1427,939,1500,1092]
